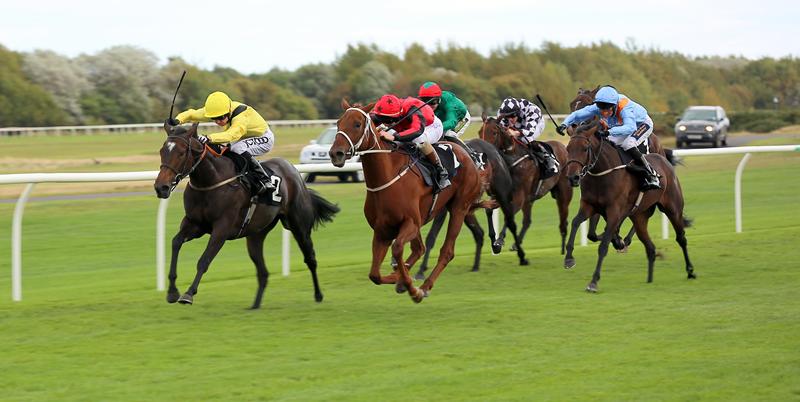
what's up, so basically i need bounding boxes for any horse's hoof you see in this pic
[396,283,408,294]
[509,244,518,252]
[564,258,576,269]
[471,267,479,272]
[166,291,180,304]
[411,288,425,303]
[587,234,599,242]
[520,258,529,266]
[688,272,697,280]
[414,271,426,280]
[177,294,193,305]
[585,283,598,293]
[315,293,324,303]
[491,244,502,255]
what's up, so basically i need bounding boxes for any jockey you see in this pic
[559,86,660,190]
[167,91,275,195]
[497,97,559,178]
[418,81,479,162]
[371,94,450,191]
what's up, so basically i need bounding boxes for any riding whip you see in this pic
[168,70,187,119]
[535,94,563,135]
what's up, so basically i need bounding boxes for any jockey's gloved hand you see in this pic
[596,128,610,138]
[376,124,388,132]
[556,124,567,136]
[197,135,209,145]
[166,117,180,126]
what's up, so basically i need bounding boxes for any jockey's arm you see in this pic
[208,118,248,144]
[608,108,637,137]
[563,104,600,127]
[175,108,212,124]
[394,110,425,141]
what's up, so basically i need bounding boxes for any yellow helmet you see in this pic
[203,91,232,118]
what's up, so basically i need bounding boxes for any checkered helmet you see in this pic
[498,97,521,117]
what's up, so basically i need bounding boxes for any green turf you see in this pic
[0,150,799,401]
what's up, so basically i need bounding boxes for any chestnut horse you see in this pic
[154,123,339,308]
[329,100,484,303]
[569,86,678,247]
[478,115,573,256]
[562,119,695,292]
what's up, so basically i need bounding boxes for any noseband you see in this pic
[160,135,207,191]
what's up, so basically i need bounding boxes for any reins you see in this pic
[160,135,242,193]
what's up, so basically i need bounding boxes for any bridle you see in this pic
[480,119,530,168]
[335,108,389,159]
[159,135,208,193]
[564,132,606,180]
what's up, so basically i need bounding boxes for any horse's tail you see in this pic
[664,148,683,166]
[471,199,498,211]
[309,189,340,229]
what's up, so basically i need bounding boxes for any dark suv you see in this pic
[675,106,730,148]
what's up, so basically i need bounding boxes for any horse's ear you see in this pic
[187,122,199,136]
[481,111,487,122]
[341,98,351,110]
[163,122,171,136]
[361,102,375,113]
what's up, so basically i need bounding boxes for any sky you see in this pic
[2,0,799,74]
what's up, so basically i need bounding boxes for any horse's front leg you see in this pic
[405,232,426,272]
[513,199,533,250]
[167,217,204,304]
[391,219,422,300]
[587,214,601,242]
[587,213,625,293]
[415,211,445,279]
[179,229,228,305]
[485,208,502,254]
[368,233,395,285]
[564,201,594,269]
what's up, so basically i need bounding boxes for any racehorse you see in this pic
[415,138,529,278]
[478,115,573,256]
[329,100,485,303]
[569,86,678,248]
[562,119,695,292]
[154,122,339,308]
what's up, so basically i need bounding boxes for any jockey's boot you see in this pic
[627,147,661,190]
[243,152,275,195]
[444,134,483,167]
[420,142,451,191]
[530,141,559,178]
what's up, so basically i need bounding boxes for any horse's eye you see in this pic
[354,122,361,129]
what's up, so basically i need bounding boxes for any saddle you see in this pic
[610,139,655,189]
[222,149,282,206]
[401,142,461,192]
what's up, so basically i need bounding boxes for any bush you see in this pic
[729,110,800,132]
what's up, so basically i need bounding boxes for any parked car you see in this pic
[675,106,730,148]
[299,126,363,183]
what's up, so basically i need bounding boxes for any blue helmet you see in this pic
[594,86,619,107]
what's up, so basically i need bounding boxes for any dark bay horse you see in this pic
[569,86,677,247]
[478,115,573,256]
[329,100,485,303]
[562,120,695,292]
[154,123,339,308]
[415,138,529,278]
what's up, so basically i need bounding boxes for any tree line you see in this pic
[1,41,798,127]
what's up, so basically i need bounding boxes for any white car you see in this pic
[299,126,363,182]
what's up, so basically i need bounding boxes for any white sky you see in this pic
[2,0,798,74]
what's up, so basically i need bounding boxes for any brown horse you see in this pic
[478,114,573,255]
[329,100,484,303]
[562,119,695,292]
[154,123,339,308]
[568,86,677,247]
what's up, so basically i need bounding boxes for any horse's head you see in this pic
[330,99,376,167]
[569,86,600,112]
[479,112,515,154]
[154,122,205,198]
[564,118,604,188]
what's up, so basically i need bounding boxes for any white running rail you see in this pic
[2,145,798,301]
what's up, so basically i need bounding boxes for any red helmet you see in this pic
[373,94,403,117]
[418,81,442,98]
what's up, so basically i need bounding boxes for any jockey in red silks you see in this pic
[371,94,450,190]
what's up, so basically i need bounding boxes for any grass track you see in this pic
[0,136,799,401]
